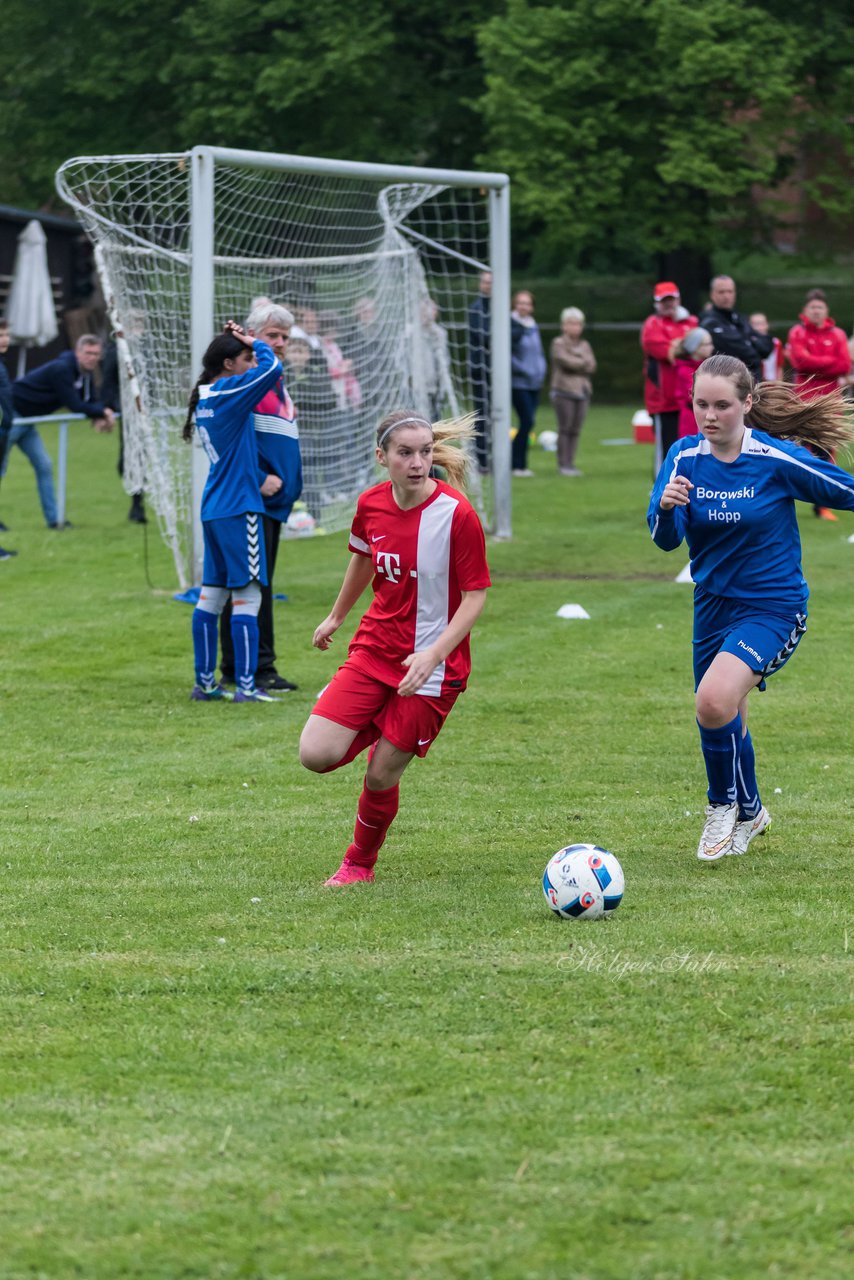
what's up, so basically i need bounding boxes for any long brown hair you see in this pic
[694,354,854,456]
[376,409,477,491]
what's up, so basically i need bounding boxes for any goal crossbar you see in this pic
[56,145,512,588]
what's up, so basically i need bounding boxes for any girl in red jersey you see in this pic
[299,410,491,886]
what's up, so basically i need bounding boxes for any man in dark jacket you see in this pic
[8,334,114,527]
[699,276,773,379]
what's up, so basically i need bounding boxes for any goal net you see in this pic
[56,147,510,589]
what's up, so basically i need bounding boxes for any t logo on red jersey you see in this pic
[376,551,401,583]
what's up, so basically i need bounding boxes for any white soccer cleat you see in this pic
[728,806,772,857]
[696,802,738,862]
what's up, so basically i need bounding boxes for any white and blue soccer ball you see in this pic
[543,844,624,919]
[538,429,558,451]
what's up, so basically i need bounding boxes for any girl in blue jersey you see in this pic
[648,353,854,861]
[182,323,283,702]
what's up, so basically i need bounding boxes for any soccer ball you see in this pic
[286,507,317,536]
[538,429,558,451]
[542,844,624,920]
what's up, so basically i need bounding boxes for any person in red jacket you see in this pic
[786,289,852,522]
[786,290,851,400]
[641,282,697,470]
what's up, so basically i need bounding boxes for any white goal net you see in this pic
[56,147,510,589]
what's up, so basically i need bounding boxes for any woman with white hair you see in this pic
[549,307,597,476]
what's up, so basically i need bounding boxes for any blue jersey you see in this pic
[252,377,302,522]
[195,341,282,521]
[648,428,854,607]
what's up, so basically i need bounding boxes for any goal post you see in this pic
[57,146,511,589]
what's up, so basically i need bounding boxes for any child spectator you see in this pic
[748,313,784,382]
[319,311,362,411]
[669,326,715,438]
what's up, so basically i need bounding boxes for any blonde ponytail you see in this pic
[375,409,477,491]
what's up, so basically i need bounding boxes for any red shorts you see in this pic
[312,653,460,758]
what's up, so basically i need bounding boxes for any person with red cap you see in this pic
[641,283,697,469]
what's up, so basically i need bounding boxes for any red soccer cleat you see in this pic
[323,859,375,887]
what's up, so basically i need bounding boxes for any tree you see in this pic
[0,0,494,211]
[476,0,851,271]
[0,0,184,209]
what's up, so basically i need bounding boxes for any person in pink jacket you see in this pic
[668,327,715,437]
[786,290,851,400]
[641,282,697,469]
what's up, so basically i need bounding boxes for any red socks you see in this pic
[345,780,400,868]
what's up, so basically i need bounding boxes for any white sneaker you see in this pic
[696,802,738,862]
[728,806,771,856]
[511,468,535,477]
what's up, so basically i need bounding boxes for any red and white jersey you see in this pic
[347,479,491,696]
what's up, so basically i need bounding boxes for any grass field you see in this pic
[1,408,852,1280]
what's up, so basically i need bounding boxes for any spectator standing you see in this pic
[8,334,115,528]
[219,301,302,693]
[285,335,338,521]
[785,289,852,523]
[699,275,773,379]
[318,311,361,412]
[748,313,784,382]
[510,290,547,476]
[641,283,697,470]
[468,271,491,472]
[549,307,596,476]
[0,321,18,557]
[786,290,851,400]
[668,326,715,439]
[351,296,383,416]
[100,338,147,525]
[420,298,451,422]
[845,327,854,402]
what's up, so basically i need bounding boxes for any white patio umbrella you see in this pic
[6,219,59,377]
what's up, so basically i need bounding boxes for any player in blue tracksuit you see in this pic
[218,300,303,692]
[648,353,854,862]
[181,323,283,702]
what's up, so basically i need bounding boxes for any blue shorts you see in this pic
[202,513,267,588]
[693,589,807,691]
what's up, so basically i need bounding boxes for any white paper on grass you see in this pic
[556,603,590,620]
[675,563,693,584]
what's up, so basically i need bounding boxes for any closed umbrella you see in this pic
[6,219,59,377]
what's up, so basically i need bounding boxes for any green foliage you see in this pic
[1,412,853,1276]
[0,0,183,206]
[478,0,833,267]
[0,0,495,209]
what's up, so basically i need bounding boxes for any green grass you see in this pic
[1,411,852,1279]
